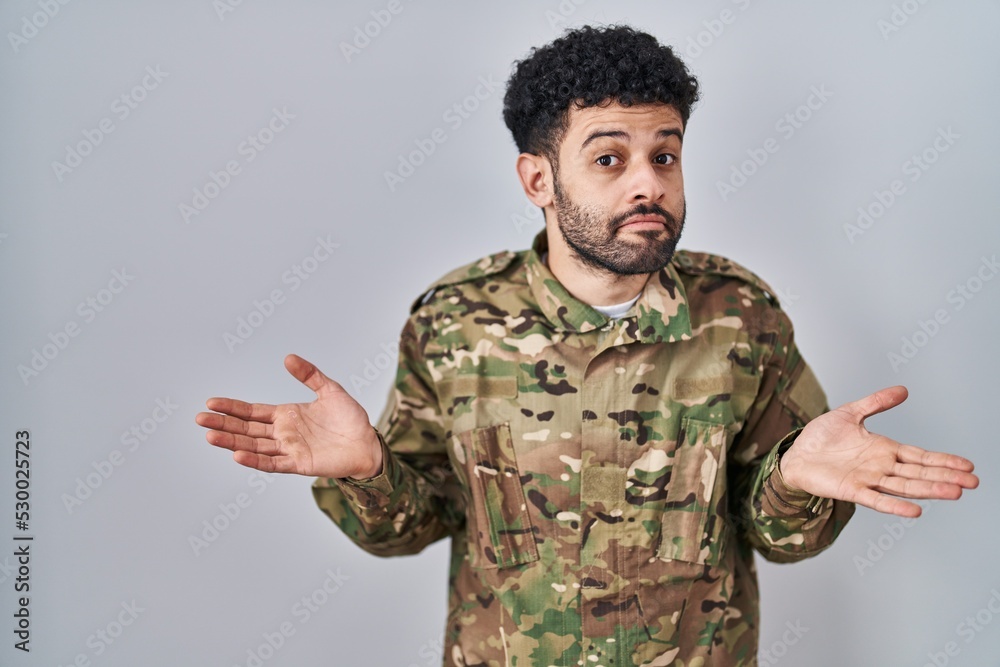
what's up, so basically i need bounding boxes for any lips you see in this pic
[618,215,667,230]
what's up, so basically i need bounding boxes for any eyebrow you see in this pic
[580,128,683,151]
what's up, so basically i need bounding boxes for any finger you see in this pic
[852,486,922,518]
[874,474,964,500]
[233,451,295,474]
[891,461,980,489]
[204,397,276,423]
[204,429,281,456]
[195,412,274,439]
[284,353,342,397]
[840,385,908,423]
[895,443,977,474]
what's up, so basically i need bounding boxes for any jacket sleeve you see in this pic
[728,304,855,563]
[311,310,466,557]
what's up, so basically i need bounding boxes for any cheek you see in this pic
[664,177,685,209]
[558,188,612,221]
[665,168,684,192]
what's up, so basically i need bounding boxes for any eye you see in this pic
[654,153,676,165]
[596,155,622,167]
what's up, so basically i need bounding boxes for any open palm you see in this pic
[196,354,382,479]
[780,386,979,517]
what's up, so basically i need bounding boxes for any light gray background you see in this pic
[2,1,998,665]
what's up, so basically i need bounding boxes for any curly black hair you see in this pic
[502,25,700,162]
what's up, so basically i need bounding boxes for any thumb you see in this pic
[284,353,339,396]
[842,385,909,423]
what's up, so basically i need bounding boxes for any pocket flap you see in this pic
[656,417,728,565]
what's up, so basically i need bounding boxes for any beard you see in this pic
[552,177,685,276]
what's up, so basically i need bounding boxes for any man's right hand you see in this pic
[195,354,384,480]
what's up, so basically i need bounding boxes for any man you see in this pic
[196,25,978,666]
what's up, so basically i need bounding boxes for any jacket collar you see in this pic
[524,229,693,344]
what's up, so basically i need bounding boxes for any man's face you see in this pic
[549,102,686,276]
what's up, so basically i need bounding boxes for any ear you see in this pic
[515,153,554,209]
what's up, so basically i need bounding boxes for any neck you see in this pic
[544,226,650,306]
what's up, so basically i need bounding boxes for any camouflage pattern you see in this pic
[313,229,855,666]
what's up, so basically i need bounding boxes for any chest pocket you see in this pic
[655,416,730,566]
[454,422,539,570]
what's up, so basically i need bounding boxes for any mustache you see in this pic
[609,203,681,231]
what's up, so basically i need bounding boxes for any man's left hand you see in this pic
[778,385,979,517]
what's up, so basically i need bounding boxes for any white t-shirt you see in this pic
[592,293,641,319]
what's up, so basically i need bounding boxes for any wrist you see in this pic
[776,440,806,493]
[348,426,384,480]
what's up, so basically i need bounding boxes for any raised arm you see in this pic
[196,312,464,558]
[778,385,979,517]
[195,353,384,480]
[730,306,978,564]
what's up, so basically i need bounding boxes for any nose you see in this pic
[628,161,666,203]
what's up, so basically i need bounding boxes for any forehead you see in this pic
[564,102,683,142]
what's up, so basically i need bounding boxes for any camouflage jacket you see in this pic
[313,230,855,666]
